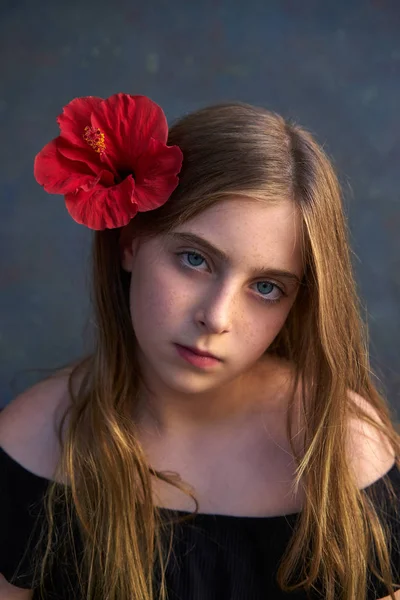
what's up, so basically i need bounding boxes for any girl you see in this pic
[0,93,399,600]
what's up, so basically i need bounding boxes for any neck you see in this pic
[133,355,289,436]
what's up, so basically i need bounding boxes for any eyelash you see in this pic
[176,250,286,305]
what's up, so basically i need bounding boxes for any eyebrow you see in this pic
[168,232,303,285]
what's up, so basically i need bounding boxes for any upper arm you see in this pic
[346,394,400,600]
[0,368,81,595]
[376,591,400,599]
[0,573,33,598]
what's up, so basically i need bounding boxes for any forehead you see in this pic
[170,197,303,274]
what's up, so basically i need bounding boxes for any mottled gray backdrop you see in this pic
[0,0,399,418]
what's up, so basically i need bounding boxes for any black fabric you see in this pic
[0,445,399,599]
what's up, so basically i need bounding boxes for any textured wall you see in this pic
[0,0,399,416]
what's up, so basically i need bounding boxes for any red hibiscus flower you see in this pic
[34,93,183,230]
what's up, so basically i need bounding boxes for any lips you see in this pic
[176,344,221,360]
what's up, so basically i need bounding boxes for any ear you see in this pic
[119,224,139,273]
[120,240,135,272]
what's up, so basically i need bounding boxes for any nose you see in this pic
[195,282,237,334]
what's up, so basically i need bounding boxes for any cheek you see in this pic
[241,305,292,351]
[129,261,191,328]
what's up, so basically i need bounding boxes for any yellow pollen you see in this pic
[83,125,106,154]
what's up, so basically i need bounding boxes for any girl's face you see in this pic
[122,197,303,398]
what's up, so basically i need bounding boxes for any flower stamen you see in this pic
[83,126,106,154]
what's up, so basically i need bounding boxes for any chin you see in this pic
[163,374,223,395]
[152,366,231,396]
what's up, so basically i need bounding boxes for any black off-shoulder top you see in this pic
[1,446,399,599]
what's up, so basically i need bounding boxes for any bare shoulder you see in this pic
[0,363,83,481]
[346,390,397,489]
[258,358,397,491]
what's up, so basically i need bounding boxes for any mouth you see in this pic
[177,344,221,360]
[174,343,223,368]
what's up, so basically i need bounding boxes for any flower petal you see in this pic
[79,169,115,192]
[65,174,138,230]
[133,138,183,211]
[90,94,169,169]
[57,96,104,149]
[34,140,97,195]
[56,136,105,177]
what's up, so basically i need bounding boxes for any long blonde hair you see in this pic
[31,102,400,599]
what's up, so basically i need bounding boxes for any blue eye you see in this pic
[256,282,274,295]
[187,252,205,267]
[253,281,284,304]
[179,251,207,269]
